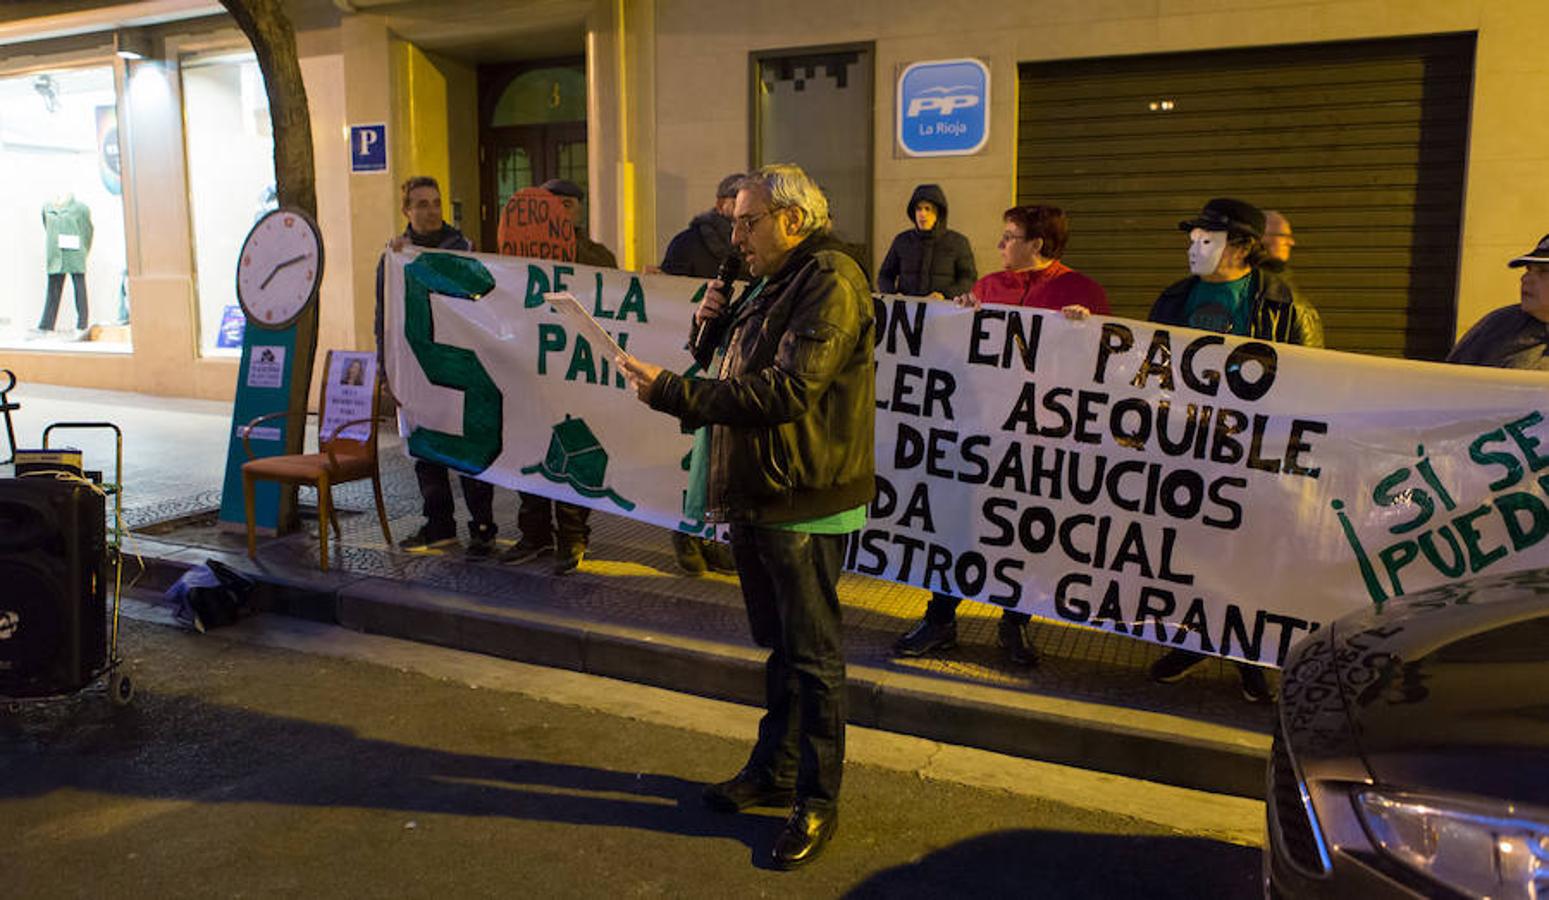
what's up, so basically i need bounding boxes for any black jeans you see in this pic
[516,491,590,547]
[730,524,848,809]
[925,593,1030,626]
[414,459,495,539]
[40,272,88,330]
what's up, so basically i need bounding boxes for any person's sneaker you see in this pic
[553,542,585,575]
[671,532,707,576]
[1238,664,1273,704]
[1149,648,1207,684]
[465,531,497,559]
[996,618,1039,667]
[398,524,457,551]
[893,618,957,658]
[701,539,739,575]
[499,538,552,565]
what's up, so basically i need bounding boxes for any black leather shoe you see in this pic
[553,542,585,575]
[893,618,957,658]
[1237,663,1272,704]
[997,618,1039,668]
[700,539,739,575]
[671,532,707,576]
[771,801,838,870]
[702,770,795,813]
[1150,648,1207,683]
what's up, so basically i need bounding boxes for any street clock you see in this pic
[235,207,324,329]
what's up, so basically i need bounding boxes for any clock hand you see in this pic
[258,253,310,290]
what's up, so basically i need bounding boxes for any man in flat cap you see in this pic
[502,178,617,574]
[1447,234,1549,370]
[1147,197,1323,702]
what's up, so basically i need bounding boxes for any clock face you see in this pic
[236,208,324,329]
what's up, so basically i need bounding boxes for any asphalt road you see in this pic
[0,613,1262,898]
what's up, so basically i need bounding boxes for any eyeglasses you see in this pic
[733,208,782,233]
[999,231,1029,244]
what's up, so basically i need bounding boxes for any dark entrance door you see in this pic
[478,60,588,253]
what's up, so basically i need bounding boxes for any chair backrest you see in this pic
[317,350,383,457]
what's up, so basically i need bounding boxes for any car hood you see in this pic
[1328,568,1549,807]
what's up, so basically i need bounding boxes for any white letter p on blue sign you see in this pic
[350,124,387,173]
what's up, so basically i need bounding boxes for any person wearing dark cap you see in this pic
[877,184,976,298]
[539,178,617,269]
[1146,197,1322,702]
[659,172,743,280]
[1446,234,1549,371]
[651,172,746,576]
[502,178,617,574]
[1150,197,1321,344]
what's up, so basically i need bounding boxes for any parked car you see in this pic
[1266,567,1549,898]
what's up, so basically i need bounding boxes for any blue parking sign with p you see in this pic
[350,124,387,173]
[897,59,990,157]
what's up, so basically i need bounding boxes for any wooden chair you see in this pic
[241,350,393,571]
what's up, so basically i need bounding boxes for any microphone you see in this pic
[690,253,742,358]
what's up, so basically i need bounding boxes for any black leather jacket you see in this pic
[1148,263,1324,347]
[648,233,876,525]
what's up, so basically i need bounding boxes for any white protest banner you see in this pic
[385,249,1549,665]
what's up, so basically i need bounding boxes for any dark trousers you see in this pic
[730,524,848,809]
[415,460,495,539]
[926,592,1030,626]
[516,491,590,547]
[40,272,88,330]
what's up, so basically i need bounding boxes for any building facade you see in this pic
[1,0,1544,397]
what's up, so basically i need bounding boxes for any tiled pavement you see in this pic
[2,382,1276,796]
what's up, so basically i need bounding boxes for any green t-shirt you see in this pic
[1184,274,1254,335]
[775,505,868,534]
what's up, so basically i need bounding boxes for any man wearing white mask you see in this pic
[1146,197,1322,702]
[1150,197,1321,345]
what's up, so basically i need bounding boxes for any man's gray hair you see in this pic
[740,163,831,237]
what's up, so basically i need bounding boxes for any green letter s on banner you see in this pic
[402,253,503,473]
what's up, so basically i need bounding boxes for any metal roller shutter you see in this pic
[1016,34,1474,360]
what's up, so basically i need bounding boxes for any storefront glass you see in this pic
[0,64,130,352]
[181,51,275,357]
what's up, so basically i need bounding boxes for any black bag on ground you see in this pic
[166,559,256,633]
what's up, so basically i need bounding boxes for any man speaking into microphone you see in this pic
[617,164,874,869]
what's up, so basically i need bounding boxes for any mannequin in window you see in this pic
[36,192,93,339]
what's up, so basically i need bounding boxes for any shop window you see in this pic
[181,51,275,357]
[0,64,130,352]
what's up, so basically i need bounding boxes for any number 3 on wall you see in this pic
[401,253,504,473]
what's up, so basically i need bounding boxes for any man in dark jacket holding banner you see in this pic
[618,164,874,870]
[1146,197,1323,702]
[877,183,976,299]
[375,175,498,557]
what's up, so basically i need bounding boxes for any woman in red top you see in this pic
[894,204,1111,666]
[955,204,1109,313]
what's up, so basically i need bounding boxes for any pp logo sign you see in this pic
[0,610,18,641]
[897,58,990,157]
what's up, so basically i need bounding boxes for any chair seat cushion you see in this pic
[243,450,373,482]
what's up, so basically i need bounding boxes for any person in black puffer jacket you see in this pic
[660,172,742,279]
[877,184,976,298]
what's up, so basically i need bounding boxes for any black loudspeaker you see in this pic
[0,477,106,697]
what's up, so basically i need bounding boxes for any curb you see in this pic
[133,548,1269,800]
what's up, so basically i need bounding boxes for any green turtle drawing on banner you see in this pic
[521,415,636,511]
